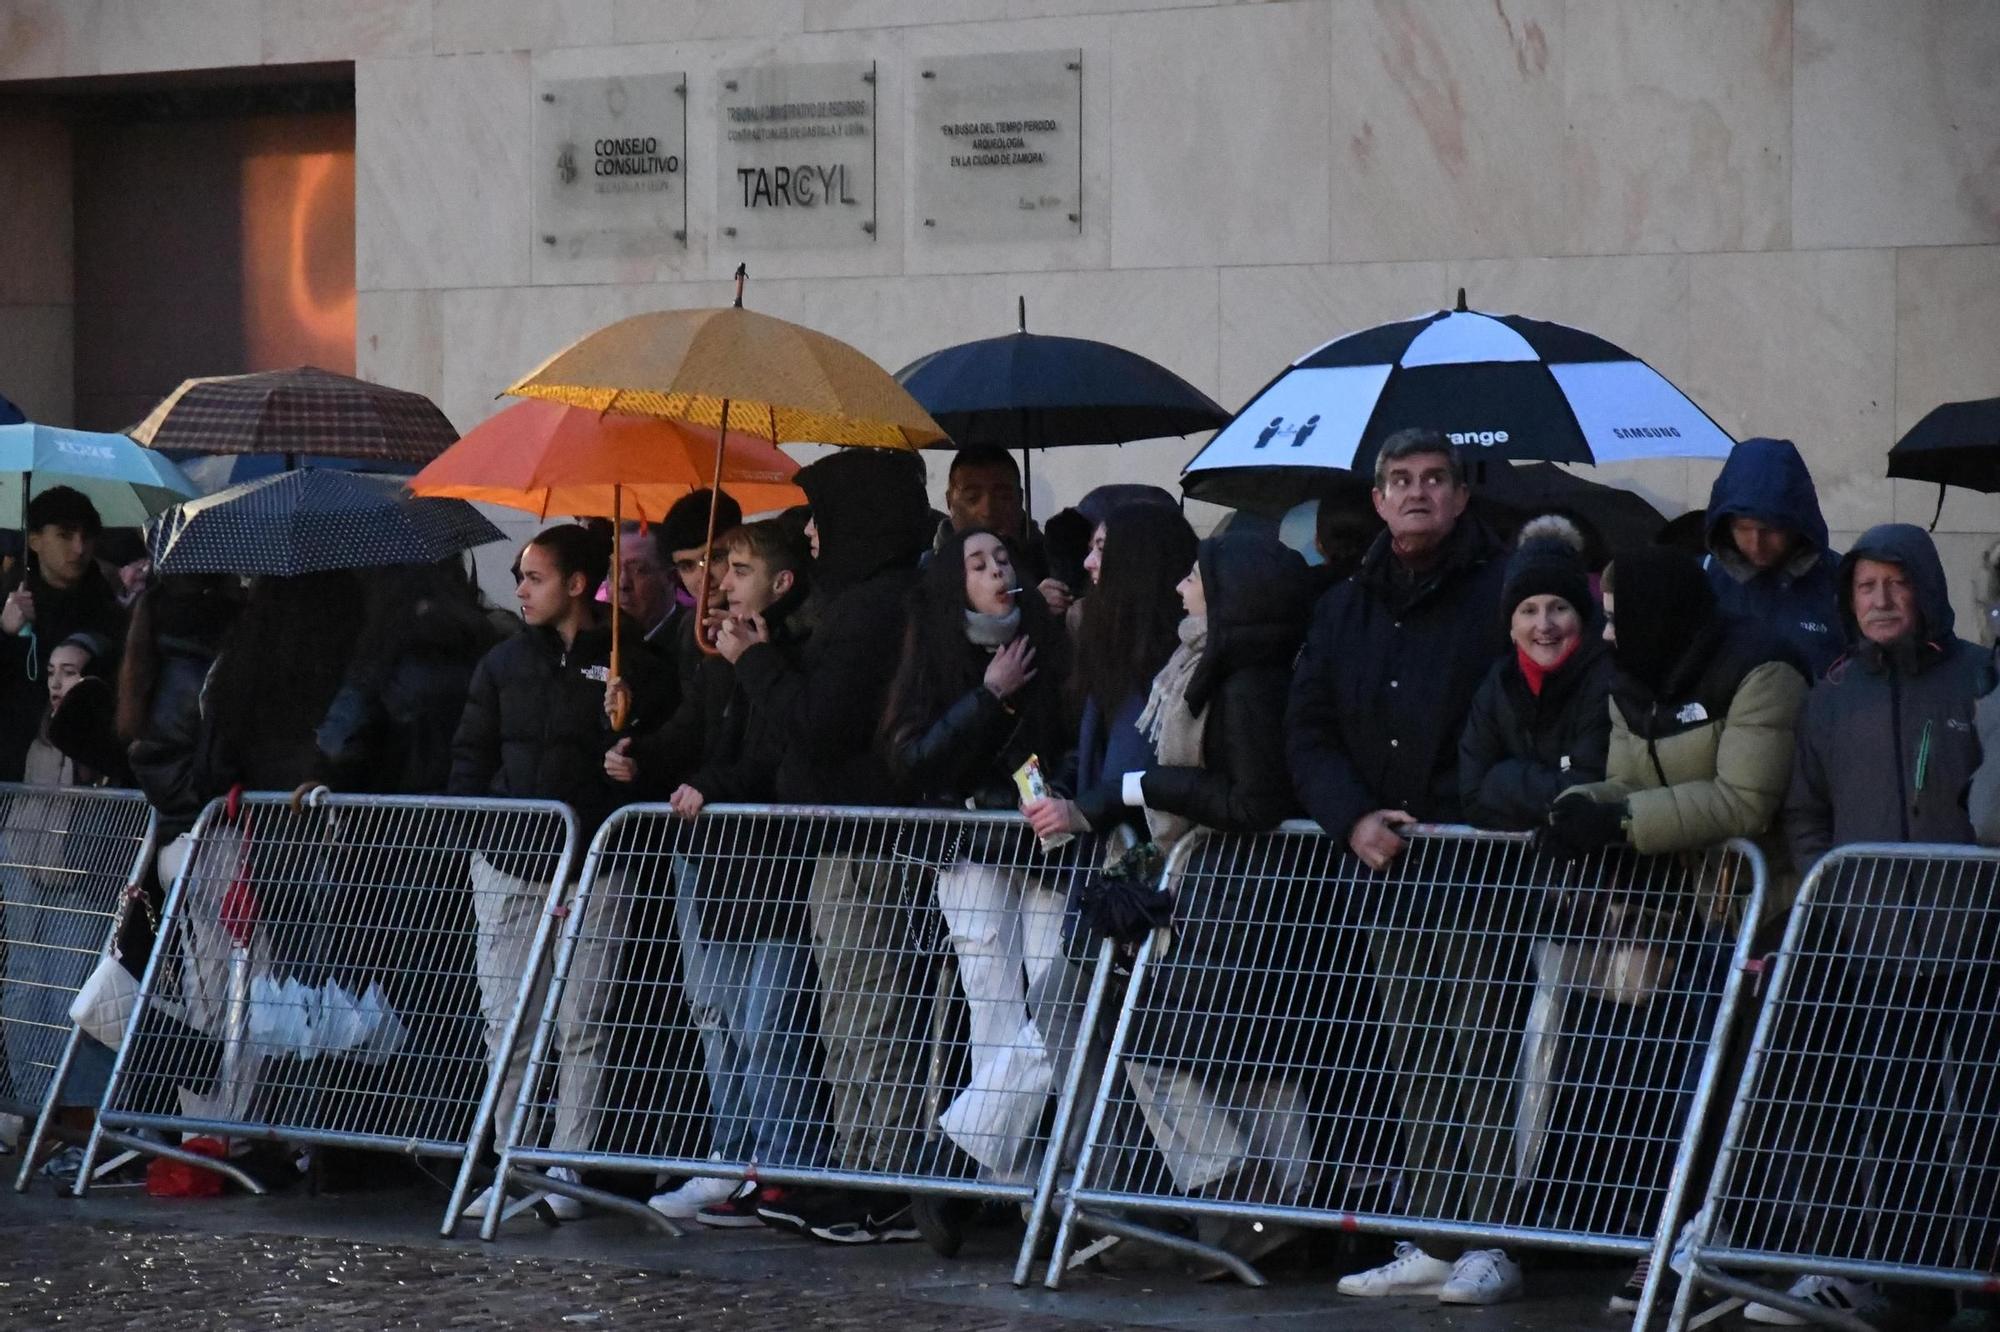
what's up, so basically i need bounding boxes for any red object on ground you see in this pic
[145,1137,229,1198]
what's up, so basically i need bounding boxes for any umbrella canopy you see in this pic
[0,392,22,427]
[130,367,459,464]
[894,298,1229,449]
[0,422,200,528]
[148,468,503,577]
[410,399,804,520]
[170,450,419,496]
[506,301,945,449]
[1183,291,1734,504]
[1887,397,2000,493]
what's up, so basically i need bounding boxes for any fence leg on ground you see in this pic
[1012,937,1118,1287]
[12,1024,83,1193]
[1683,1263,1873,1332]
[517,1166,682,1237]
[86,1127,269,1197]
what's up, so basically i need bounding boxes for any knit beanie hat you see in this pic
[655,489,742,555]
[1501,515,1593,620]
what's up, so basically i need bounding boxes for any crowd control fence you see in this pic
[80,791,578,1226]
[0,783,157,1190]
[1672,843,2000,1332]
[489,804,1118,1284]
[1046,822,1767,1331]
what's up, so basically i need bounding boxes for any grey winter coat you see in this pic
[1786,523,1994,970]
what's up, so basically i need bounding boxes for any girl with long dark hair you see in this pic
[1022,503,1198,845]
[881,528,1076,1179]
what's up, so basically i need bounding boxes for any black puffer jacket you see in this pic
[1138,533,1312,832]
[1288,519,1510,836]
[888,629,1071,810]
[733,450,934,807]
[126,583,240,838]
[315,595,499,794]
[1459,636,1617,831]
[448,612,667,848]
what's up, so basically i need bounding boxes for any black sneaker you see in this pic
[755,1183,865,1236]
[809,1197,921,1245]
[694,1180,768,1229]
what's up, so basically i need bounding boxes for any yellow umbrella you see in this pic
[505,267,944,679]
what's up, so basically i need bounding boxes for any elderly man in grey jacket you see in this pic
[1761,523,1997,1327]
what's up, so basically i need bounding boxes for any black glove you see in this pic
[1537,792,1629,860]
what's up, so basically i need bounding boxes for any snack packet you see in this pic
[1013,754,1074,853]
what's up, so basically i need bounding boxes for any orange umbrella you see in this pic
[408,399,803,520]
[409,400,805,726]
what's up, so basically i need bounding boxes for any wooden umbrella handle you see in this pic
[609,485,629,730]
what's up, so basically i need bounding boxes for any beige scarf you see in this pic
[1135,615,1209,848]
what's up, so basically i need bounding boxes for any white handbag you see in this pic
[69,953,139,1051]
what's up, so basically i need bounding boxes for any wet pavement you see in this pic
[0,1177,1633,1331]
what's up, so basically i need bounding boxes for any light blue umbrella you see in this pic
[0,423,200,529]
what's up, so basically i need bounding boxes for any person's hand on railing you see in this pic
[1349,809,1414,870]
[1537,792,1629,860]
[605,738,637,784]
[668,784,706,820]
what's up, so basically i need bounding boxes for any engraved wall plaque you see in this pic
[533,73,689,260]
[716,60,877,248]
[914,50,1081,242]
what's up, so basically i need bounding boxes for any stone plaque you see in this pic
[533,73,689,259]
[715,60,878,249]
[913,50,1081,242]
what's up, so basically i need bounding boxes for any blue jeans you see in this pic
[673,860,831,1169]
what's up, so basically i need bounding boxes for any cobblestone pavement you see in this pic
[0,1220,1098,1332]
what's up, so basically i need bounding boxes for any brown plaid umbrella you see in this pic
[129,366,458,464]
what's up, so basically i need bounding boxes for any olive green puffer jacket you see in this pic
[1566,616,1809,920]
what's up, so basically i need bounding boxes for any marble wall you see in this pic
[3,0,1998,615]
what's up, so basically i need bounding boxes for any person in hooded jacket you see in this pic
[449,524,668,1221]
[722,449,939,1244]
[1758,524,1997,1327]
[1701,438,1843,680]
[1541,546,1809,1317]
[881,527,1080,1186]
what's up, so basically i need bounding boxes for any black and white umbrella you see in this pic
[1183,292,1734,508]
[148,468,504,577]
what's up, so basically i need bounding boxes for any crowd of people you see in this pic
[2,425,1995,1325]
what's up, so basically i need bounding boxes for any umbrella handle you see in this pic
[609,487,630,730]
[693,401,730,659]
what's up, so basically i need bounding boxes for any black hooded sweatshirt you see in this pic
[1138,532,1313,831]
[732,450,934,806]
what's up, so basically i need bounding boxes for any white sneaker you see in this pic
[1439,1249,1523,1305]
[462,1166,585,1222]
[1336,1241,1455,1298]
[648,1172,741,1219]
[1744,1273,1890,1326]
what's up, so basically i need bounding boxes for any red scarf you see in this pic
[1517,638,1580,697]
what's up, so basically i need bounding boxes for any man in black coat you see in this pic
[725,448,937,1243]
[1,487,128,781]
[448,523,666,1221]
[1285,429,1519,1304]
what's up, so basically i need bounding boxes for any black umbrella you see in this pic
[147,468,503,577]
[1888,397,2000,526]
[896,297,1230,508]
[0,391,22,426]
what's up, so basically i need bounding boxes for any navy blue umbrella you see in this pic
[147,468,503,577]
[896,298,1229,451]
[162,449,420,496]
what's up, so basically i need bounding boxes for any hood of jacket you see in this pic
[1186,531,1312,712]
[797,449,933,599]
[1704,437,1832,583]
[1837,521,1958,665]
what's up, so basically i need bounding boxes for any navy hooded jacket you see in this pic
[1703,438,1843,678]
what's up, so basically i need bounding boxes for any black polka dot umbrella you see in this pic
[146,468,504,577]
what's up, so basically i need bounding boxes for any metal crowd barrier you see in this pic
[1674,843,2000,1331]
[490,804,1118,1284]
[80,791,578,1227]
[1047,821,1766,1330]
[0,784,157,1190]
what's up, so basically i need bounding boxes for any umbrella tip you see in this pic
[1455,287,1468,313]
[1018,294,1026,333]
[733,263,748,308]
